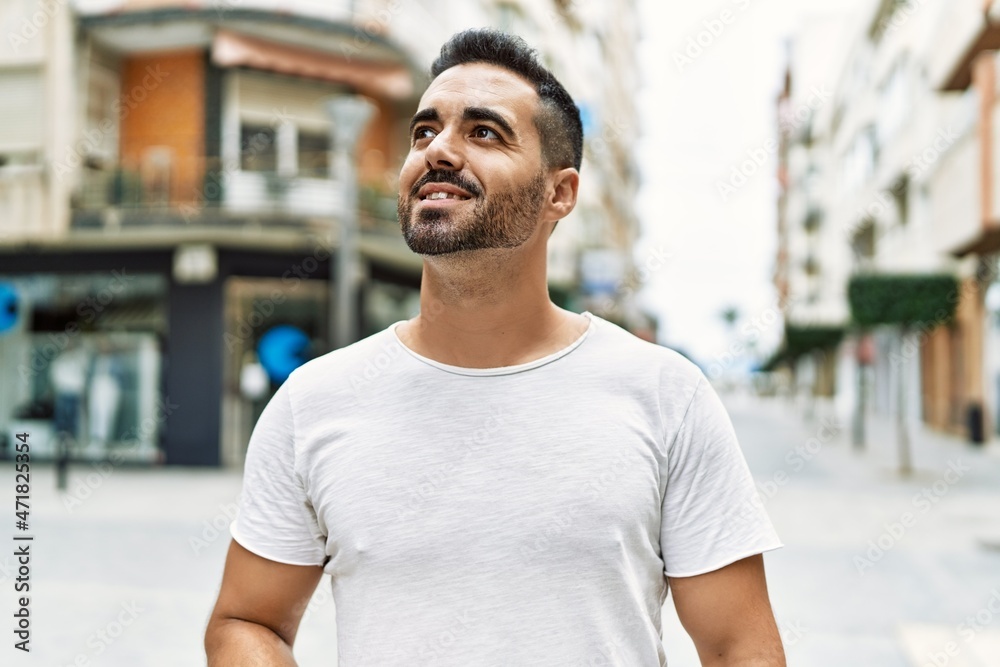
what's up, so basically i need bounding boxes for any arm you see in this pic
[668,554,785,667]
[205,539,324,666]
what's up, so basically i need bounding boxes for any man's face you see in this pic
[397,63,548,256]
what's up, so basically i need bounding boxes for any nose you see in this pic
[423,127,464,172]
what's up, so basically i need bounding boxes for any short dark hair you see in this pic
[430,28,583,173]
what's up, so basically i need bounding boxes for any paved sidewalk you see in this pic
[2,393,999,666]
[688,392,1000,667]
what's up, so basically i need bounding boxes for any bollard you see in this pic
[56,432,69,491]
[967,402,985,446]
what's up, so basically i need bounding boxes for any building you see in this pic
[776,0,1000,442]
[0,0,646,466]
[774,12,857,403]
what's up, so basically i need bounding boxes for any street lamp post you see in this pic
[325,95,376,350]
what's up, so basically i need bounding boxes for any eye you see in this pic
[412,126,436,142]
[473,126,500,140]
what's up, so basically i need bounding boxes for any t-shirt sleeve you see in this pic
[660,376,783,577]
[230,376,327,567]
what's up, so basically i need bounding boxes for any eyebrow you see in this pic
[409,107,440,134]
[462,107,517,140]
[408,106,518,140]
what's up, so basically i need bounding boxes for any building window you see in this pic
[892,175,909,226]
[297,131,330,178]
[240,124,278,172]
[851,220,877,266]
[878,56,909,144]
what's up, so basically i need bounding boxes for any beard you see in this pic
[397,169,547,256]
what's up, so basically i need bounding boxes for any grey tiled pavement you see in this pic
[2,393,999,666]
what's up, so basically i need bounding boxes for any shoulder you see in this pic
[589,314,706,390]
[281,324,404,406]
[586,316,711,437]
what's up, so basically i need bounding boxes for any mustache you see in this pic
[409,170,483,198]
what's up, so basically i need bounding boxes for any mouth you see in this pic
[415,182,476,204]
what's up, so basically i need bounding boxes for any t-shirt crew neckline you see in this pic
[390,311,595,377]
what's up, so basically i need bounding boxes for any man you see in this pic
[205,28,786,666]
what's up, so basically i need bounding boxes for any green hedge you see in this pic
[758,324,845,372]
[848,273,959,327]
[786,325,845,356]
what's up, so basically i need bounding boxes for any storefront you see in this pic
[0,245,421,467]
[0,270,166,463]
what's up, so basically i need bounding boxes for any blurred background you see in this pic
[1,0,1000,665]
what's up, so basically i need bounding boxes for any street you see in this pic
[3,394,999,666]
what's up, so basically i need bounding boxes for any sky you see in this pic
[634,0,865,370]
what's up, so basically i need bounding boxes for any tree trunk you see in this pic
[853,350,866,451]
[897,326,913,475]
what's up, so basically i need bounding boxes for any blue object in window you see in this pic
[257,325,311,384]
[0,283,18,334]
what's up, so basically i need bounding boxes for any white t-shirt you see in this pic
[231,311,783,666]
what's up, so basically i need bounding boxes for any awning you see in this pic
[950,225,1000,257]
[941,21,1000,91]
[211,29,414,101]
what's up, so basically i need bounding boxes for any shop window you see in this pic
[0,273,166,462]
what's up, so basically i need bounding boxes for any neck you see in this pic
[399,246,584,369]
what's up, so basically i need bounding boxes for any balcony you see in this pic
[70,154,399,236]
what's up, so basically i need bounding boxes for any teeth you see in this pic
[425,191,468,200]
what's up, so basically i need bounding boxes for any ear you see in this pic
[544,167,579,223]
